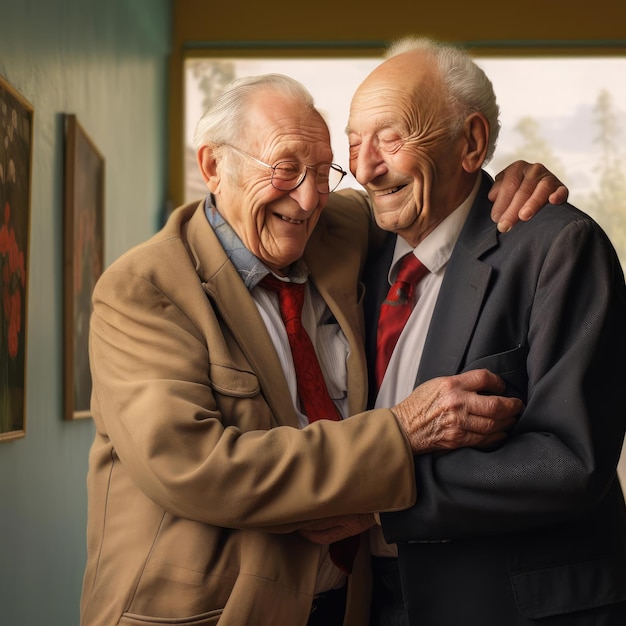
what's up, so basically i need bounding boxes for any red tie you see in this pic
[375,254,429,389]
[260,274,359,574]
[260,274,340,422]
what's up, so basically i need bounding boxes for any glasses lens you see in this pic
[271,162,305,191]
[326,164,346,193]
[304,163,346,194]
[314,163,332,194]
[270,161,346,193]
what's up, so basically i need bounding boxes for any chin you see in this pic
[375,208,405,230]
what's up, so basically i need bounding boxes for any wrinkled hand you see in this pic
[392,369,521,455]
[299,513,376,544]
[489,161,569,233]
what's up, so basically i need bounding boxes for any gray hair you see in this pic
[192,73,317,150]
[385,35,500,164]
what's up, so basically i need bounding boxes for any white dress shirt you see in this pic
[371,177,480,557]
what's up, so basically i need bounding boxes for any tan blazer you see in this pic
[80,190,416,626]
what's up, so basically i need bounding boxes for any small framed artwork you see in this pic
[63,114,104,420]
[0,76,32,442]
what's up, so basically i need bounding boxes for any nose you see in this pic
[352,139,387,186]
[288,169,320,211]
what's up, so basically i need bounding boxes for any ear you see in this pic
[197,145,221,193]
[461,112,489,173]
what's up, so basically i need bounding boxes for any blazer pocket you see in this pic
[511,556,626,619]
[463,344,528,400]
[208,364,259,398]
[208,364,271,430]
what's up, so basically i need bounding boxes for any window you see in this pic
[185,56,626,267]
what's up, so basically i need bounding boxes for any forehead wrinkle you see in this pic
[263,135,334,166]
[349,101,406,139]
[249,118,333,164]
[351,79,422,128]
[246,89,330,147]
[353,51,446,131]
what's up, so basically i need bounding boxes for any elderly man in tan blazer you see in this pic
[79,74,567,626]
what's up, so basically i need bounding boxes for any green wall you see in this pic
[0,1,171,624]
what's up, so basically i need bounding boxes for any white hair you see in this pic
[385,35,501,164]
[192,73,317,151]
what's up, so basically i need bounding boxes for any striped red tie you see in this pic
[375,254,429,389]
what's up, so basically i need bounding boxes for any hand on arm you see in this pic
[296,369,521,544]
[392,369,521,455]
[489,161,568,233]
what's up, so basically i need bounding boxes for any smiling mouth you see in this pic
[279,215,304,225]
[374,185,407,197]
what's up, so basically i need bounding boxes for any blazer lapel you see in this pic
[417,173,499,383]
[186,204,300,428]
[304,224,369,417]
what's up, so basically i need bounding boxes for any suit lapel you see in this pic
[417,173,499,383]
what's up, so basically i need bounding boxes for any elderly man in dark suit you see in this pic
[344,35,626,626]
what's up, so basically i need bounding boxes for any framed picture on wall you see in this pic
[0,75,32,442]
[63,114,104,420]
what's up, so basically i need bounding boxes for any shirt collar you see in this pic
[390,175,481,281]
[203,195,309,290]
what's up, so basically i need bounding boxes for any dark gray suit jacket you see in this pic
[365,172,626,625]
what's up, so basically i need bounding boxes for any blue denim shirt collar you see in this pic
[203,195,308,290]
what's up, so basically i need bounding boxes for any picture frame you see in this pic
[0,75,32,442]
[63,114,104,420]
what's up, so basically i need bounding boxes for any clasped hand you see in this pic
[299,513,377,544]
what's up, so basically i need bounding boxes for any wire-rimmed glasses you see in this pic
[223,144,347,194]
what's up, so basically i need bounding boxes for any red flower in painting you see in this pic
[0,201,25,359]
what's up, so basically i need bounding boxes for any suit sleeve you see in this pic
[381,216,626,542]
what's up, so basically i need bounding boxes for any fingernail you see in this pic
[519,209,533,220]
[497,221,511,233]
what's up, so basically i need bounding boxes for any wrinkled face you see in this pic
[211,90,334,274]
[347,51,469,246]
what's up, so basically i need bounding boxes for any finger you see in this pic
[467,430,509,450]
[495,182,545,231]
[496,176,567,232]
[463,411,518,435]
[489,174,524,228]
[465,393,523,423]
[488,160,549,225]
[435,413,515,451]
[515,176,566,221]
[548,184,569,205]
[489,164,568,232]
[407,405,517,454]
[454,369,506,395]
[434,428,504,452]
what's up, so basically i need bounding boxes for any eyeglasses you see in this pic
[222,144,347,194]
